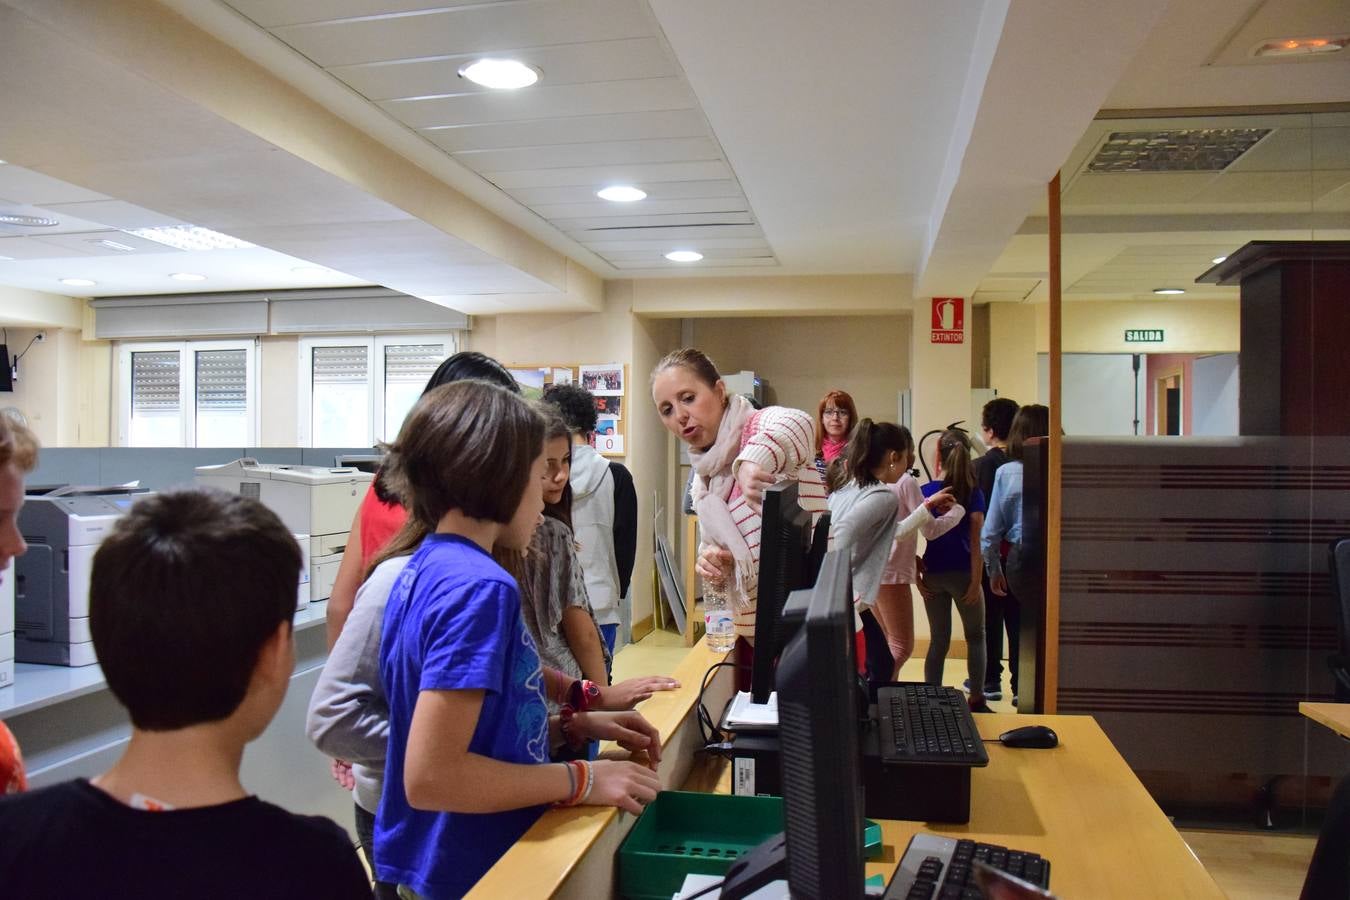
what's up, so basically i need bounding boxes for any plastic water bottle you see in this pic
[704,581,736,653]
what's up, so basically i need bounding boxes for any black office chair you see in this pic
[1330,538,1350,702]
[1301,773,1350,900]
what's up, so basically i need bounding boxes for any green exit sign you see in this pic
[1125,329,1164,343]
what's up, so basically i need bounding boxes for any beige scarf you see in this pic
[688,393,757,606]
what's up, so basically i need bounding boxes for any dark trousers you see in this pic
[353,802,401,900]
[860,609,895,693]
[983,575,1020,696]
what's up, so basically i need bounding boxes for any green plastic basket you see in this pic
[618,791,785,900]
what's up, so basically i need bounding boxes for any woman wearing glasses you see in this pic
[815,389,858,478]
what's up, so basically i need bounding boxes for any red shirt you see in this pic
[357,484,408,570]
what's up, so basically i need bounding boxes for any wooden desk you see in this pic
[467,641,735,900]
[686,713,1222,899]
[1300,702,1350,739]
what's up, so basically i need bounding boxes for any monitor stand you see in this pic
[719,833,787,900]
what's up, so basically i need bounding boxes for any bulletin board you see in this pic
[504,362,628,458]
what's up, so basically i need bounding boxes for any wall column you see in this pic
[909,296,972,474]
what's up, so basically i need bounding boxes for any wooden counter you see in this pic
[1300,701,1350,739]
[467,641,736,900]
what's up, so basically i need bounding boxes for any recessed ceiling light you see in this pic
[170,272,207,281]
[1254,36,1347,58]
[60,278,97,287]
[1153,288,1185,295]
[665,250,703,263]
[0,213,60,227]
[597,186,647,203]
[126,225,254,251]
[1211,255,1227,265]
[458,59,540,90]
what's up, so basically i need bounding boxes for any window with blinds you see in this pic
[385,344,442,385]
[195,349,247,411]
[130,351,181,414]
[312,345,369,385]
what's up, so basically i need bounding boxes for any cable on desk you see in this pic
[696,660,746,751]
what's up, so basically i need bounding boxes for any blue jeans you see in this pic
[599,624,619,663]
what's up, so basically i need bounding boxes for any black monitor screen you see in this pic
[750,481,825,704]
[777,550,865,898]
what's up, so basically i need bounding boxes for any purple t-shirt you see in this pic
[921,481,986,573]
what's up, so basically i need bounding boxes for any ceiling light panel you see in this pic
[126,225,255,251]
[458,59,539,90]
[0,213,59,227]
[1088,129,1272,173]
[222,0,778,271]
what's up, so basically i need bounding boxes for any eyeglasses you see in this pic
[822,408,848,418]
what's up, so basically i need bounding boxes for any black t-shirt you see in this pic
[977,446,1010,507]
[0,779,372,899]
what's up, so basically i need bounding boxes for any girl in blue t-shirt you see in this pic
[917,428,991,712]
[374,381,663,899]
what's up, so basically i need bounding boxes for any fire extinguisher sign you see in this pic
[930,297,965,344]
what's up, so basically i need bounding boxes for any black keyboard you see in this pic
[877,685,988,766]
[882,833,1052,899]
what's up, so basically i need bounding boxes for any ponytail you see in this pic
[847,418,913,487]
[938,429,976,506]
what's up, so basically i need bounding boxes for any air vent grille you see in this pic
[1088,129,1271,173]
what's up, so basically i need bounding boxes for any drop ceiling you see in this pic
[219,0,776,272]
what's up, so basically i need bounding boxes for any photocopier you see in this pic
[194,459,373,607]
[15,486,150,667]
[1,559,14,686]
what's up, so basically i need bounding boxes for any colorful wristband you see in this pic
[559,705,586,751]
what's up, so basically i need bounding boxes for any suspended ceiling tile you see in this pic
[580,235,772,252]
[454,137,720,174]
[573,223,762,242]
[1063,172,1219,209]
[530,197,750,219]
[424,109,709,153]
[41,199,188,230]
[506,179,744,205]
[381,78,697,129]
[488,160,732,190]
[608,255,778,269]
[555,211,755,230]
[270,0,655,68]
[223,0,514,30]
[27,230,189,257]
[330,37,677,101]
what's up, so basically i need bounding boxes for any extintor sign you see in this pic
[931,297,964,344]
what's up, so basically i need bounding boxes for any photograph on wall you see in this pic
[579,364,624,396]
[594,395,622,418]
[552,367,574,386]
[508,367,549,401]
[595,416,619,436]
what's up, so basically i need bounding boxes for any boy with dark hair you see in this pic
[0,489,372,899]
[972,396,1021,702]
[542,382,638,654]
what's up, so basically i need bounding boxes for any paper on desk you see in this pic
[725,691,779,729]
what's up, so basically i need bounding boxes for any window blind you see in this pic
[195,349,247,411]
[385,344,443,386]
[131,351,181,413]
[312,346,368,384]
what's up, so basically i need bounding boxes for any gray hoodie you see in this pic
[568,443,623,626]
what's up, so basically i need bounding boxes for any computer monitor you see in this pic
[749,481,827,704]
[721,550,865,899]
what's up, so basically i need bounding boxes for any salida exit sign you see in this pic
[1125,329,1164,343]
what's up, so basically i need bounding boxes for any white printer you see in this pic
[1,560,14,686]
[15,487,149,667]
[194,459,372,605]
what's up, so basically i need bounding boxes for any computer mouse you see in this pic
[999,725,1059,749]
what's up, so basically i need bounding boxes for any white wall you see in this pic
[1038,353,1144,436]
[1192,353,1239,437]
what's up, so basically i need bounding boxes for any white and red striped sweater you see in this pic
[695,405,828,640]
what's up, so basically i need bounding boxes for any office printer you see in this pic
[15,486,149,667]
[194,459,372,605]
[1,560,14,686]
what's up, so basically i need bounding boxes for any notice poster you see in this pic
[930,297,965,344]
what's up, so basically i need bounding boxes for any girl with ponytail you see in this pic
[828,419,956,687]
[916,428,992,712]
